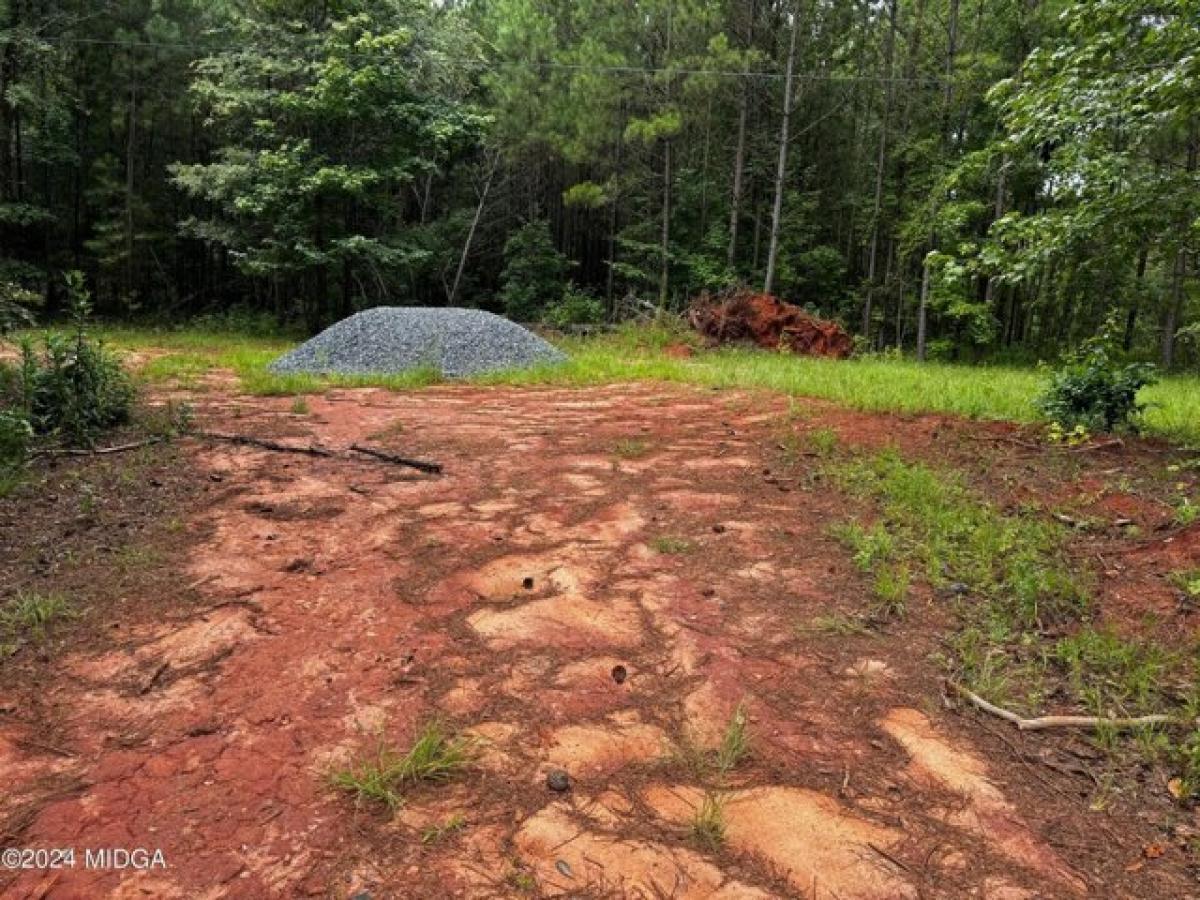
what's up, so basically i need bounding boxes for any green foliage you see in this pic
[170,0,486,324]
[0,410,33,474]
[1,591,74,656]
[499,220,569,322]
[1055,627,1170,712]
[0,281,39,335]
[1037,316,1157,433]
[543,282,605,327]
[19,273,135,446]
[689,792,726,851]
[331,721,474,811]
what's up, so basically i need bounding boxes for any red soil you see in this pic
[1,379,1197,899]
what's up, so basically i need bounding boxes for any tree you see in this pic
[171,0,486,327]
[968,0,1200,367]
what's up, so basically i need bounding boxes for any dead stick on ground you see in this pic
[348,443,442,474]
[195,431,337,459]
[195,432,442,475]
[948,682,1186,732]
[32,437,165,458]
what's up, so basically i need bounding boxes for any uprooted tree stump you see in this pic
[688,289,854,359]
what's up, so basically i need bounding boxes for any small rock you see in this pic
[546,769,571,792]
[611,664,627,685]
[711,523,726,534]
[522,576,534,590]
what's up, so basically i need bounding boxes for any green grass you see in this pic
[828,448,1200,794]
[714,704,750,775]
[650,536,694,554]
[1171,569,1200,600]
[797,613,873,637]
[689,792,727,851]
[40,324,1197,445]
[420,813,467,845]
[611,437,650,458]
[1,591,74,655]
[331,721,474,811]
[830,451,1197,706]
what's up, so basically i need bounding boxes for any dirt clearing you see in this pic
[2,378,1198,898]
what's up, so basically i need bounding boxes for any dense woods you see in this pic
[1,0,1197,366]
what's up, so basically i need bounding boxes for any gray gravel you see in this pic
[268,307,567,378]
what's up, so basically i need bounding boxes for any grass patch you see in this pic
[331,721,474,811]
[689,792,727,851]
[828,449,1200,786]
[714,703,750,774]
[290,396,310,415]
[420,813,467,845]
[808,427,840,457]
[797,613,873,637]
[1170,569,1200,600]
[1,591,73,655]
[650,536,694,555]
[41,325,1199,445]
[828,448,1200,793]
[612,437,650,458]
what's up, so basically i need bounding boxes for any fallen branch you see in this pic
[349,443,442,474]
[195,431,442,475]
[195,431,336,459]
[948,681,1185,732]
[31,437,166,459]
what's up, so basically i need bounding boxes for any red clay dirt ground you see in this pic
[2,377,1200,899]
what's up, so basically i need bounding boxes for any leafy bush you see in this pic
[1037,316,1156,433]
[0,410,32,472]
[544,283,605,327]
[0,281,39,335]
[500,220,568,322]
[20,272,135,446]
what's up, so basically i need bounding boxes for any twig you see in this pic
[867,842,911,873]
[349,443,442,474]
[195,431,336,458]
[15,737,75,759]
[31,437,165,458]
[948,682,1185,732]
[195,432,442,475]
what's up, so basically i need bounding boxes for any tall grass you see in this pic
[51,325,1200,446]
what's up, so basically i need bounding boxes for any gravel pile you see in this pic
[268,307,567,378]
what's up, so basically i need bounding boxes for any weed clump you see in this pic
[1037,315,1156,435]
[2,272,134,451]
[332,721,474,811]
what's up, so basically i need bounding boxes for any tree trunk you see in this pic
[448,151,498,307]
[763,3,800,297]
[727,75,749,269]
[1161,127,1197,368]
[862,0,898,340]
[125,83,138,303]
[658,3,675,308]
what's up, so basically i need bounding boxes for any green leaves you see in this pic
[171,0,485,320]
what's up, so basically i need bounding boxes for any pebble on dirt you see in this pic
[268,307,567,378]
[546,769,571,792]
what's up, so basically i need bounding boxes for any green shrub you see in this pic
[0,409,32,471]
[20,272,135,446]
[544,282,604,327]
[500,220,568,322]
[0,280,39,335]
[1036,315,1156,433]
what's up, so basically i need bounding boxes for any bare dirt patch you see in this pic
[2,380,1198,898]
